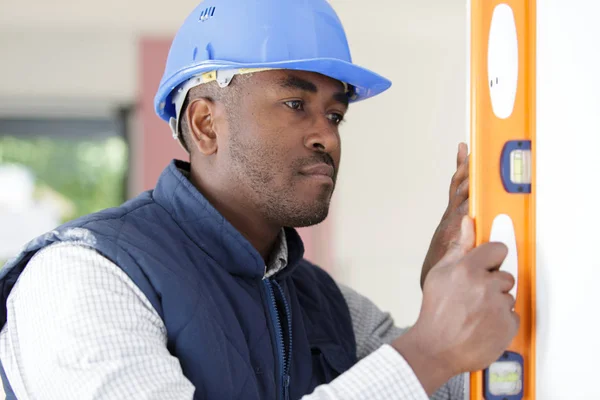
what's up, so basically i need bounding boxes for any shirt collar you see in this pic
[265,229,288,278]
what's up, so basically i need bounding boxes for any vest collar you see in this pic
[152,160,305,279]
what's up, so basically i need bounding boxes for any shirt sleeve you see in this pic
[302,344,429,400]
[336,282,467,400]
[0,243,195,400]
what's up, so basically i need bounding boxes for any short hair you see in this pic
[178,74,250,153]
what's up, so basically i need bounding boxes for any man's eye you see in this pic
[327,113,345,125]
[284,100,304,110]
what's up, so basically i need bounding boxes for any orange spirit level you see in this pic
[468,0,536,399]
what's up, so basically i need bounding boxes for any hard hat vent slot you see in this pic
[199,7,216,22]
[206,43,214,60]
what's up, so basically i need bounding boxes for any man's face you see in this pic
[221,70,348,228]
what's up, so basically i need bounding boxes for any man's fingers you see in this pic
[454,215,475,253]
[506,309,521,339]
[450,157,470,199]
[457,142,469,168]
[503,293,517,310]
[458,199,469,215]
[511,310,521,332]
[456,179,469,203]
[493,271,516,293]
[462,241,508,272]
[438,216,476,268]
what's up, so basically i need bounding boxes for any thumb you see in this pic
[437,216,475,269]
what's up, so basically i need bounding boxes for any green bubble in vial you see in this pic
[490,371,520,384]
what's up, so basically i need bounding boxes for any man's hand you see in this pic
[393,217,519,395]
[421,142,470,288]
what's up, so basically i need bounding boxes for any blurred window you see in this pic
[0,110,131,263]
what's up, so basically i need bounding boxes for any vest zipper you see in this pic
[273,280,292,400]
[263,279,292,400]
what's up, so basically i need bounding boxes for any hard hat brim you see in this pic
[154,58,392,122]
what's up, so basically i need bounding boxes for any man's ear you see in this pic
[186,98,218,155]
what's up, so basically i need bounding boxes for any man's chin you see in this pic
[286,205,330,228]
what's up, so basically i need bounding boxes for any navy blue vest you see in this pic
[0,160,356,400]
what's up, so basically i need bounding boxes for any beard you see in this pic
[227,130,335,228]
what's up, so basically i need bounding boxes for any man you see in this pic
[0,0,518,399]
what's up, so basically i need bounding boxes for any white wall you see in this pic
[332,9,468,325]
[536,1,600,398]
[0,0,200,112]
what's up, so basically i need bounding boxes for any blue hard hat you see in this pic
[154,0,392,124]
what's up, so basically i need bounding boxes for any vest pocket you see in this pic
[310,343,354,384]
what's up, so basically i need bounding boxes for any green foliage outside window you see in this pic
[0,135,128,223]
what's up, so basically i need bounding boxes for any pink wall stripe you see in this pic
[139,37,188,192]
